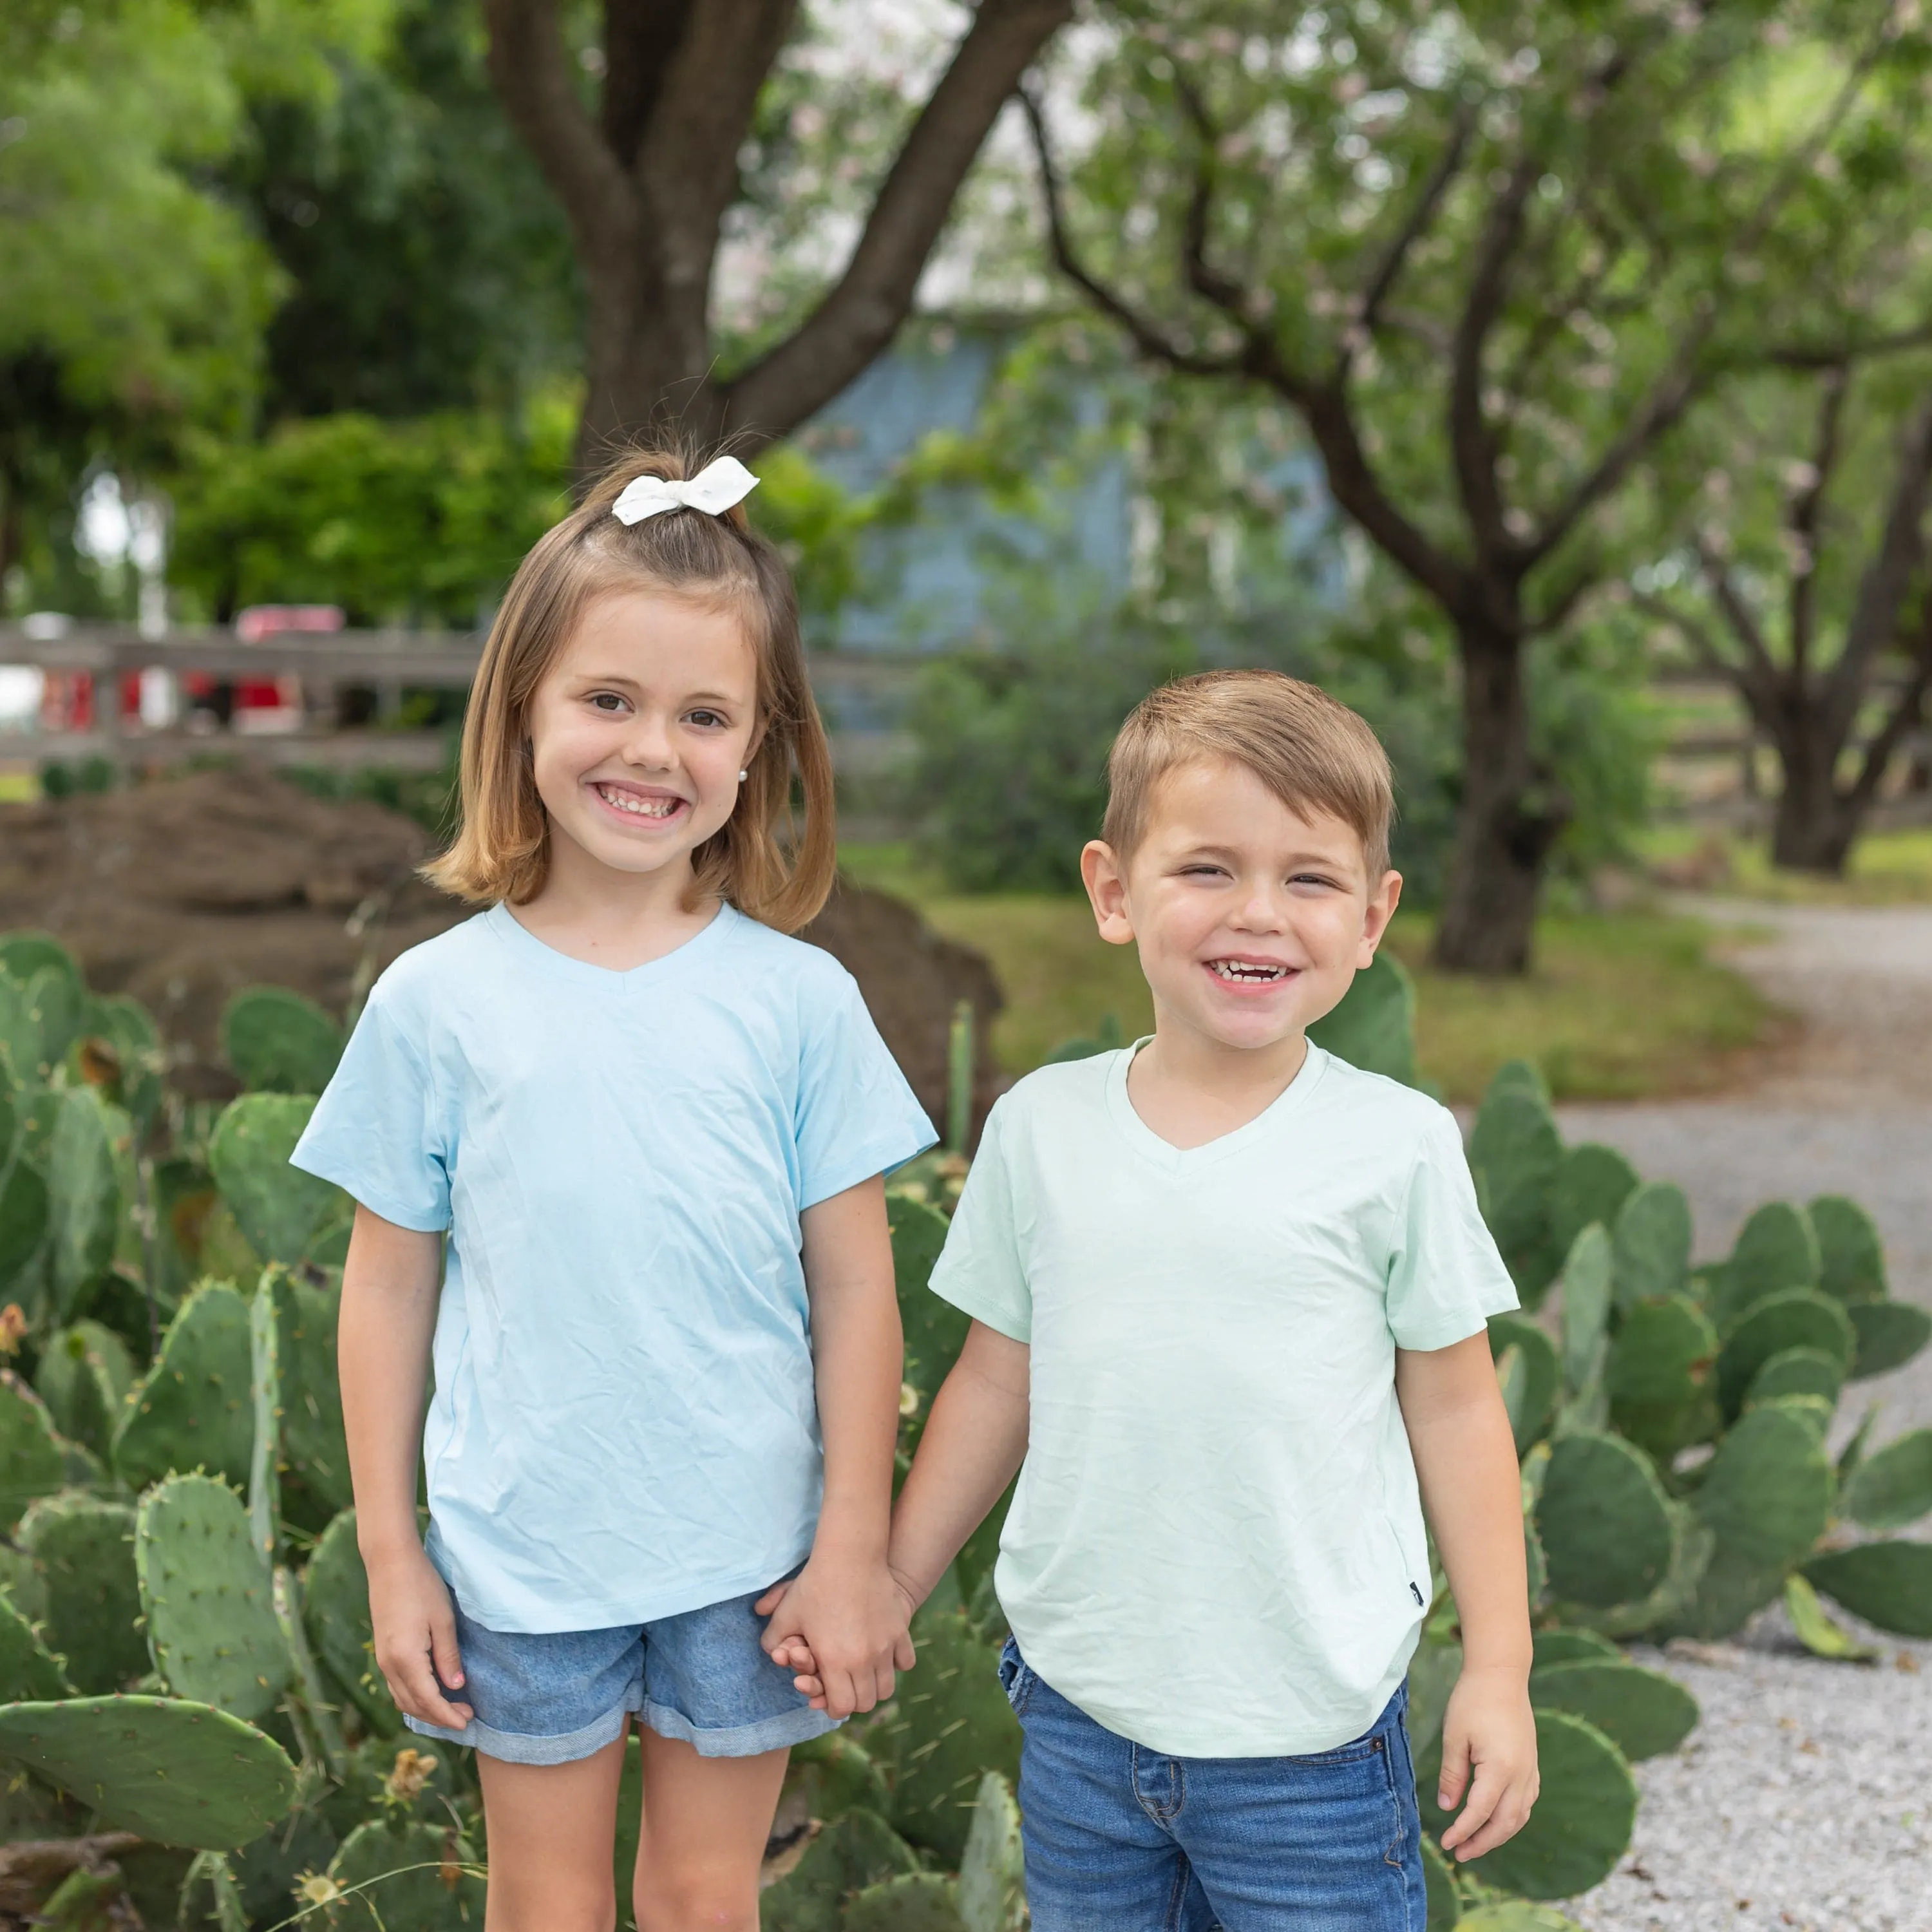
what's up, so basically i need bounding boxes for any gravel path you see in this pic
[1549,902,1932,1932]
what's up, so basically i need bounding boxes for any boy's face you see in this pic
[1081,757,1402,1059]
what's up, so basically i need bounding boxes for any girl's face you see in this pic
[527,587,762,885]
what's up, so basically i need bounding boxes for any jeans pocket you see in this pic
[996,1636,1035,1718]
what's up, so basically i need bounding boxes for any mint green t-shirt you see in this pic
[929,1042,1517,1758]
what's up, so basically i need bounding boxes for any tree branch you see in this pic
[1015,82,1242,378]
[1842,627,1932,818]
[1786,366,1848,680]
[1355,102,1477,339]
[600,0,697,171]
[1448,152,1541,567]
[1694,536,1785,707]
[1766,319,1932,368]
[482,0,636,262]
[724,0,1075,439]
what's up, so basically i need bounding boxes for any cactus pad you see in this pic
[34,1320,134,1460]
[1841,1428,1932,1532]
[0,1695,297,1848]
[19,1492,147,1693]
[1306,951,1419,1084]
[1468,1087,1562,1294]
[0,1371,67,1533]
[0,1589,71,1701]
[761,1807,921,1932]
[0,958,84,1082]
[1846,1300,1932,1381]
[1530,1629,1618,1667]
[220,987,345,1096]
[873,1609,1020,1866]
[1606,1293,1717,1459]
[1809,1195,1886,1303]
[1421,1835,1461,1929]
[1611,1181,1693,1312]
[1782,1573,1880,1662]
[1423,1709,1634,1900]
[137,1473,293,1722]
[1744,1345,1844,1410]
[1558,1224,1613,1401]
[209,1094,346,1268]
[1802,1540,1932,1638]
[0,1153,49,1305]
[264,1267,353,1513]
[113,1281,254,1491]
[788,1727,893,1824]
[1549,1143,1640,1262]
[305,1508,401,1735]
[1534,1433,1674,1609]
[1714,1290,1853,1419]
[1718,1202,1820,1327]
[844,1874,967,1932]
[956,1771,1026,1932]
[1696,1403,1832,1573]
[1486,1316,1558,1453]
[46,1088,123,1319]
[323,1818,485,1928]
[890,1192,967,1430]
[1526,1659,1698,1761]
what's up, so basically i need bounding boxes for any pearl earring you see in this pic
[738,769,748,782]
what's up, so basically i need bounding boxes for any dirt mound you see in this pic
[0,768,1001,1132]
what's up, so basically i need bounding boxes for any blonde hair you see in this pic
[424,444,837,933]
[1102,670,1394,878]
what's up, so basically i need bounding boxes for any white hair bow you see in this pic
[611,456,760,526]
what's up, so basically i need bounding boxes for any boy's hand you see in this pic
[1436,1666,1539,1861]
[763,1566,920,1710]
[755,1558,916,1718]
[365,1544,473,1732]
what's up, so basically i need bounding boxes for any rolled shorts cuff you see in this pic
[640,1697,842,1759]
[404,1695,638,1767]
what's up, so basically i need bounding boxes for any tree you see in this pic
[479,0,1072,474]
[1021,0,1932,970]
[1634,358,1932,874]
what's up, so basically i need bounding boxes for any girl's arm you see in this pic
[1396,1332,1539,1861]
[778,1320,1030,1709]
[339,1202,473,1731]
[757,1175,913,1719]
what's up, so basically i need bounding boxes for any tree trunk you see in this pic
[1431,619,1567,974]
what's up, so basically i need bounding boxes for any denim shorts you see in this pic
[402,1584,840,1767]
[999,1639,1425,1931]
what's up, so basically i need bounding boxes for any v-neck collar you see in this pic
[1103,1037,1331,1172]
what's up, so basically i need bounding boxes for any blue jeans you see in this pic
[999,1640,1426,1931]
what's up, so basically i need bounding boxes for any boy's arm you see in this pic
[777,1320,1030,1707]
[339,1204,473,1730]
[756,1175,913,1719]
[1395,1332,1539,1862]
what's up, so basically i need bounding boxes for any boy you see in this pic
[784,671,1537,1928]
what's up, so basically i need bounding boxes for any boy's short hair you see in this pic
[1102,670,1394,879]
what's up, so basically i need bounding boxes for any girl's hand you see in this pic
[1436,1665,1539,1861]
[366,1544,474,1732]
[756,1560,915,1718]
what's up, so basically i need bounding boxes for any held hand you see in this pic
[755,1559,916,1719]
[365,1544,473,1732]
[1435,1666,1540,1861]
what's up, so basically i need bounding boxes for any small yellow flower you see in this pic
[293,1871,344,1904]
[0,1305,26,1356]
[384,1746,435,1804]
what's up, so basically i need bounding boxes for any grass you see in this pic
[840,845,1776,1104]
[1637,824,1932,905]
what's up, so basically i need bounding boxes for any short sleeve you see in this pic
[290,987,451,1233]
[927,1099,1032,1343]
[795,969,936,1209]
[1385,1106,1519,1350]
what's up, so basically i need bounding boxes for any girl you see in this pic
[293,448,934,1932]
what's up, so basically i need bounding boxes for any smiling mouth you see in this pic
[1206,959,1295,985]
[593,782,687,820]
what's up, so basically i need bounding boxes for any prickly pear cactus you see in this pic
[0,1589,71,1701]
[209,1094,348,1269]
[0,1372,68,1533]
[1486,1316,1558,1454]
[1716,1202,1820,1327]
[1714,1290,1853,1419]
[305,1508,401,1736]
[113,1281,255,1492]
[1556,1225,1613,1419]
[762,1808,921,1932]
[1468,1081,1562,1300]
[18,1492,147,1694]
[1523,1660,1697,1761]
[0,1694,297,1849]
[1605,1293,1716,1462]
[844,1873,967,1932]
[956,1772,1027,1932]
[1306,950,1421,1087]
[1841,1426,1932,1531]
[46,1086,125,1320]
[137,1473,294,1723]
[1809,1194,1886,1303]
[221,987,346,1097]
[1610,1182,1692,1312]
[322,1817,486,1928]
[891,1193,967,1438]
[34,1320,135,1460]
[869,1609,1019,1867]
[1743,1345,1842,1411]
[270,1267,353,1514]
[1533,1433,1674,1611]
[1803,1540,1932,1638]
[1846,1299,1932,1379]
[1548,1144,1640,1264]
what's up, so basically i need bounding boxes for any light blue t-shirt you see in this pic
[291,902,935,1633]
[929,1042,1518,1756]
